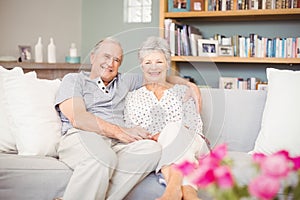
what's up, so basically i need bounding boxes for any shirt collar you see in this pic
[80,71,120,93]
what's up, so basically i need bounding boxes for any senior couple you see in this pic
[55,36,208,200]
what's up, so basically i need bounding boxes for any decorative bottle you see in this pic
[69,43,77,57]
[47,37,56,63]
[34,37,43,63]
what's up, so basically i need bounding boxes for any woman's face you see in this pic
[141,51,168,84]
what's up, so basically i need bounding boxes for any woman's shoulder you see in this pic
[172,84,188,93]
[127,86,147,97]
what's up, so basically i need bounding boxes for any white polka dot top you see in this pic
[124,84,203,135]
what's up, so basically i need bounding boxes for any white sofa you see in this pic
[0,74,268,200]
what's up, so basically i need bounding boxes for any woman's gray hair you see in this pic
[138,36,171,68]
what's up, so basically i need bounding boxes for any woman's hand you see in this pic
[150,133,160,142]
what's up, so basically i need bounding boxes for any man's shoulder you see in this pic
[119,72,140,79]
[62,72,86,82]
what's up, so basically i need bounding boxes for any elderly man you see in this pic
[55,38,201,200]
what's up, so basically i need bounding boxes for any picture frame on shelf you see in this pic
[257,82,268,91]
[190,0,205,11]
[219,77,238,89]
[218,45,234,57]
[18,45,32,62]
[168,0,190,12]
[198,39,218,57]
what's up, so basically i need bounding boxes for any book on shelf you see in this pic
[164,19,202,56]
[219,77,262,90]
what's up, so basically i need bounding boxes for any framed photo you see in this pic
[168,0,190,12]
[190,0,205,11]
[218,45,234,57]
[18,45,32,62]
[198,39,218,57]
[219,77,238,89]
[257,83,268,91]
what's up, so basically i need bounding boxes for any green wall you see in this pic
[82,0,160,74]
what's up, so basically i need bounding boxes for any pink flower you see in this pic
[199,155,219,169]
[252,152,267,164]
[249,175,280,200]
[174,160,195,176]
[192,165,215,187]
[260,154,290,178]
[210,143,227,161]
[291,156,300,170]
[214,165,234,188]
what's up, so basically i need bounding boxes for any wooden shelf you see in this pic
[1,62,90,70]
[1,62,90,79]
[164,8,300,21]
[171,56,300,64]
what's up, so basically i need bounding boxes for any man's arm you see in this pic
[59,97,149,143]
[166,75,202,112]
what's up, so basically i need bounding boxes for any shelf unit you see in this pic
[0,62,90,80]
[159,0,300,74]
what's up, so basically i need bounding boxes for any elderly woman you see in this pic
[124,36,209,200]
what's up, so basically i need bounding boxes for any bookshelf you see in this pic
[159,0,300,75]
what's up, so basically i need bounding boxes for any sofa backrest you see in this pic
[200,88,267,153]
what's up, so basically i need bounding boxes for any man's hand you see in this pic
[122,126,151,140]
[184,82,202,113]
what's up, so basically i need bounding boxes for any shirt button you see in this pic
[102,87,105,90]
[105,90,109,93]
[98,81,101,84]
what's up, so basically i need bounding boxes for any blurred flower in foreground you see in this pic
[175,144,300,200]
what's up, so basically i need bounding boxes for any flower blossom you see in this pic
[249,175,280,200]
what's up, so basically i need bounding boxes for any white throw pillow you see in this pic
[252,68,300,156]
[3,74,62,157]
[0,66,25,153]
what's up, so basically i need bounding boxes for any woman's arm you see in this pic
[166,75,202,112]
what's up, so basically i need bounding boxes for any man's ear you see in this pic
[90,53,95,64]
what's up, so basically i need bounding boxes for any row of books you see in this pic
[230,34,300,58]
[164,20,300,59]
[205,0,299,11]
[219,77,268,90]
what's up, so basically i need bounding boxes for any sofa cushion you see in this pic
[201,88,267,152]
[0,66,36,153]
[0,153,72,200]
[252,68,300,156]
[3,74,62,157]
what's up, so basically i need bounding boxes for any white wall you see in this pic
[0,0,82,63]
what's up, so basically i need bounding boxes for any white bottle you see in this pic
[34,37,43,63]
[47,37,56,63]
[69,43,77,57]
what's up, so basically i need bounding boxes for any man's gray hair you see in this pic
[91,37,123,61]
[138,36,171,68]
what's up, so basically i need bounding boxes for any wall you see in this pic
[0,0,82,63]
[81,0,160,73]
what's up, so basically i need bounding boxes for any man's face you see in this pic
[90,41,122,85]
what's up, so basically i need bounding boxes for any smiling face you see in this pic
[141,50,168,84]
[90,40,123,85]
